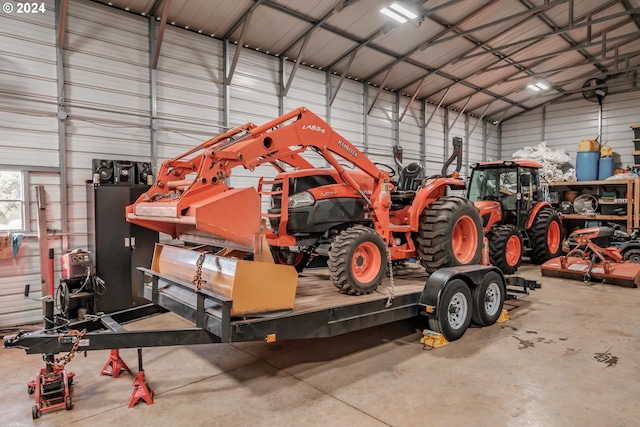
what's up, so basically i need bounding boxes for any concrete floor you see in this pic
[1,264,639,426]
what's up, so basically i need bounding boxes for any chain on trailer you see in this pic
[45,328,87,370]
[192,252,207,291]
[385,248,395,308]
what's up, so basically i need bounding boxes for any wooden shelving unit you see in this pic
[545,179,640,233]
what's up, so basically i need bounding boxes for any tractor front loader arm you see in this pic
[127,107,393,251]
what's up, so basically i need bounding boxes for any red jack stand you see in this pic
[129,348,153,408]
[100,349,132,378]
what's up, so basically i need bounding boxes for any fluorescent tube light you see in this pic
[380,8,407,23]
[527,84,541,91]
[389,3,418,19]
[535,82,549,90]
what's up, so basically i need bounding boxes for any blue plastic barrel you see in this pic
[598,157,614,180]
[576,151,599,181]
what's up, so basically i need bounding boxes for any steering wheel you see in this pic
[482,195,499,201]
[374,163,396,177]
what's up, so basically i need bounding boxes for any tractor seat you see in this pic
[397,162,423,192]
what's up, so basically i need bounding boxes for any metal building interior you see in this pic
[1,0,640,425]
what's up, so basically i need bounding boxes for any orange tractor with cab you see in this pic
[467,160,563,274]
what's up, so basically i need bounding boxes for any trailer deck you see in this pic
[4,263,538,355]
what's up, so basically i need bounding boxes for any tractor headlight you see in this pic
[288,191,315,208]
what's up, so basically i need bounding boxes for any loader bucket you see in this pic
[127,187,261,251]
[541,256,640,288]
[151,243,298,316]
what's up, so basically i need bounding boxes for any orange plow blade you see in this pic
[127,187,261,251]
[541,256,640,288]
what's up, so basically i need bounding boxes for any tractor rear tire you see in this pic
[418,196,483,274]
[328,225,387,295]
[529,208,562,264]
[489,224,523,275]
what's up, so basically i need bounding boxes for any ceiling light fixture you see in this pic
[380,8,407,23]
[389,3,418,20]
[527,81,549,92]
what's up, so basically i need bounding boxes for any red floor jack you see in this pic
[26,281,83,419]
[28,359,74,419]
[129,348,154,408]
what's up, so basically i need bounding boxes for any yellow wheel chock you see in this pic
[420,329,450,349]
[496,309,510,323]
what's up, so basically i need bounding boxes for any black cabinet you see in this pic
[87,184,158,313]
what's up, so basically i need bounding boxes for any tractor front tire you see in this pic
[530,208,562,264]
[489,224,523,275]
[418,196,483,274]
[328,226,387,295]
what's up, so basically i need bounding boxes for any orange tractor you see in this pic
[126,107,484,296]
[467,160,563,274]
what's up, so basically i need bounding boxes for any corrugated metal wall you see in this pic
[0,0,500,327]
[0,0,58,325]
[502,92,638,169]
[66,0,150,248]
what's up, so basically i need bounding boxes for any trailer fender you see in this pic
[418,265,505,317]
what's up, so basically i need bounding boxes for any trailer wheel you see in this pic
[529,208,562,264]
[471,271,505,326]
[328,225,387,295]
[623,249,640,263]
[418,196,483,274]
[272,247,310,273]
[489,225,522,275]
[428,279,472,341]
[27,385,35,395]
[32,405,39,419]
[66,396,73,410]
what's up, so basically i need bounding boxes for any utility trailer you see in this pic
[4,264,539,355]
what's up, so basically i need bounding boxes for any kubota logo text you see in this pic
[302,124,326,133]
[338,140,358,158]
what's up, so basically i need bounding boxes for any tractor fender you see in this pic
[418,265,505,317]
[525,202,553,229]
[407,177,467,228]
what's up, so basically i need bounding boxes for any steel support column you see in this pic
[148,16,158,176]
[280,56,286,116]
[223,39,231,130]
[482,120,487,161]
[325,70,331,124]
[55,0,69,252]
[420,100,426,170]
[363,82,369,155]
[394,92,400,148]
[541,105,546,142]
[443,109,449,161]
[464,113,470,177]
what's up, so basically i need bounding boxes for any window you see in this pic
[0,170,26,231]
